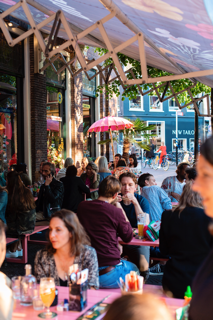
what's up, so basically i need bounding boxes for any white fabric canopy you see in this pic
[1,0,213,86]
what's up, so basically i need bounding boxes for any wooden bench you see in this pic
[6,225,49,264]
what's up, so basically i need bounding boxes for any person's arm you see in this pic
[78,178,90,194]
[122,193,144,219]
[44,179,64,202]
[91,173,100,189]
[159,188,172,210]
[170,192,181,201]
[159,210,171,255]
[83,247,99,289]
[116,207,133,243]
[161,177,173,200]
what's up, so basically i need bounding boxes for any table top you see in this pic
[119,236,159,247]
[12,285,183,320]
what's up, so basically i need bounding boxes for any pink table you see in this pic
[12,285,184,319]
[119,237,159,247]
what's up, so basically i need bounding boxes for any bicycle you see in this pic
[153,154,169,171]
[142,158,154,168]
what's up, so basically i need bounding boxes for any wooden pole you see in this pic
[109,128,115,164]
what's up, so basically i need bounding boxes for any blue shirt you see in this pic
[142,185,172,222]
[98,172,112,183]
[120,193,150,228]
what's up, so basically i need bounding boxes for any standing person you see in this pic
[119,172,150,281]
[77,176,139,289]
[6,171,36,257]
[60,165,90,212]
[108,153,121,170]
[138,173,172,222]
[34,160,46,185]
[0,186,8,225]
[36,162,64,221]
[128,154,138,168]
[161,162,189,201]
[188,136,213,320]
[160,182,212,299]
[98,156,112,183]
[80,162,100,200]
[77,157,89,177]
[34,210,99,288]
[0,221,14,320]
[157,141,167,166]
[56,157,73,180]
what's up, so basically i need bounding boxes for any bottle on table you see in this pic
[20,264,37,306]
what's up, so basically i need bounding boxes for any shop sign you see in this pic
[83,103,90,109]
[47,115,62,122]
[172,130,194,135]
[57,92,63,104]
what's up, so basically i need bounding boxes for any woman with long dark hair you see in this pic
[188,136,213,320]
[128,154,138,168]
[160,182,212,298]
[6,171,36,258]
[34,209,99,288]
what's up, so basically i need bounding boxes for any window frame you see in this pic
[129,95,144,111]
[149,96,163,112]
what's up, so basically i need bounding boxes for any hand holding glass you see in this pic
[38,278,56,319]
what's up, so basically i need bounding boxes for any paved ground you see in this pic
[1,167,173,285]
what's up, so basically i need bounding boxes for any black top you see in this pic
[189,245,213,320]
[159,207,212,298]
[59,278,68,287]
[60,176,90,212]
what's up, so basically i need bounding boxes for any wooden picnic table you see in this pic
[12,285,184,320]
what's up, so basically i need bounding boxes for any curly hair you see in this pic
[47,209,91,257]
[119,171,138,185]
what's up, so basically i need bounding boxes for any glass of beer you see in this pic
[138,214,145,239]
[38,277,56,319]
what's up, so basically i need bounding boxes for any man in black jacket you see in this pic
[36,162,64,221]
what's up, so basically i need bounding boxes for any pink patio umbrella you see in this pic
[88,116,133,162]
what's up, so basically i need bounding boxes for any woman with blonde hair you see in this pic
[103,293,172,320]
[159,181,212,298]
[98,156,111,182]
[77,157,89,177]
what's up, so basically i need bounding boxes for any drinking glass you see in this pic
[12,276,22,300]
[38,277,57,319]
[138,214,145,239]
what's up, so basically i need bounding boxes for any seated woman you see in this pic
[14,163,32,187]
[60,165,90,212]
[112,159,130,179]
[6,171,36,258]
[98,156,112,183]
[0,221,14,320]
[80,162,100,200]
[77,157,89,177]
[34,209,99,288]
[159,182,212,298]
[0,186,8,225]
[128,154,138,168]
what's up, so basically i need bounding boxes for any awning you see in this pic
[47,119,59,131]
[1,0,213,87]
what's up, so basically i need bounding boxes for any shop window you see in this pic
[169,99,179,111]
[46,89,65,168]
[149,96,163,111]
[117,96,120,112]
[45,57,66,88]
[172,139,187,151]
[82,70,96,97]
[129,96,143,111]
[0,75,17,172]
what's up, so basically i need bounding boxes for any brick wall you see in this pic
[71,72,83,166]
[30,35,47,182]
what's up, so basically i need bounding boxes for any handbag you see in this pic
[144,220,161,242]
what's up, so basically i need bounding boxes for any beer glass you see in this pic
[38,277,56,319]
[138,214,145,239]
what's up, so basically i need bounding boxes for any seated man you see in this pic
[77,176,139,289]
[118,172,150,281]
[36,162,64,221]
[161,162,189,201]
[0,221,14,320]
[138,173,172,222]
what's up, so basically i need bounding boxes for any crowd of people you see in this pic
[1,136,213,319]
